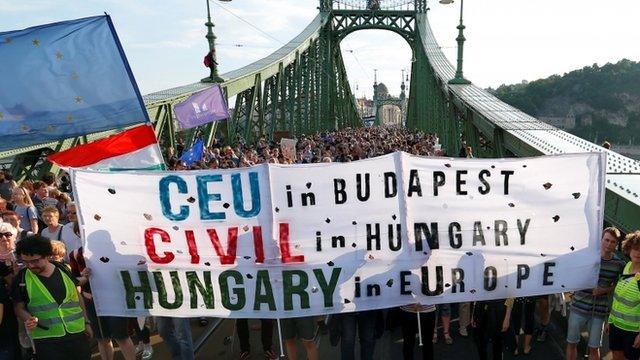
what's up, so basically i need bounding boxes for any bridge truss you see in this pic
[2,0,639,231]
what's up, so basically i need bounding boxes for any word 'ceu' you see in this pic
[159,172,261,221]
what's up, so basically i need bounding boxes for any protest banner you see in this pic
[71,152,606,318]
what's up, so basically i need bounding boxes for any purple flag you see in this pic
[174,84,229,129]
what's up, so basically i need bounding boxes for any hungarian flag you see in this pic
[47,124,165,171]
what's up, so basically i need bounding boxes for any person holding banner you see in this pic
[471,298,514,360]
[156,317,195,360]
[566,227,625,360]
[433,304,454,345]
[10,235,92,360]
[60,204,82,256]
[607,230,640,360]
[236,319,277,360]
[331,310,382,360]
[282,316,319,360]
[399,303,436,360]
[66,246,138,360]
[511,296,536,355]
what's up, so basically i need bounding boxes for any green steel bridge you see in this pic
[2,0,639,233]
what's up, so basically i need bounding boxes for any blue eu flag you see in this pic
[180,139,205,167]
[0,16,149,152]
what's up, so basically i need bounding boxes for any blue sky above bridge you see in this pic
[1,0,639,99]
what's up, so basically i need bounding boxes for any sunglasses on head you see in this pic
[0,232,13,238]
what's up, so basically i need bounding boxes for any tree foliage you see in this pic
[490,59,640,145]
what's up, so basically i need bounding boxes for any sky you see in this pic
[1,0,639,99]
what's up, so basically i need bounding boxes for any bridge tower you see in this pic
[321,0,460,153]
[372,72,407,127]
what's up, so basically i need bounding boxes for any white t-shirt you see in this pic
[60,222,82,255]
[40,225,63,241]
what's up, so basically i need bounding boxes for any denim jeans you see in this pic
[157,317,195,360]
[339,311,377,360]
[566,309,605,348]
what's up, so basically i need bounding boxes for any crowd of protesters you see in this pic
[165,127,443,170]
[0,126,639,360]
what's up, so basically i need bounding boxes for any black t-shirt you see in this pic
[0,262,12,278]
[0,278,18,343]
[11,265,79,306]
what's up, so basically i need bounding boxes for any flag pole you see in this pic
[277,318,285,358]
[417,310,423,347]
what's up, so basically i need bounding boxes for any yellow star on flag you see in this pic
[32,39,40,46]
[3,38,11,44]
[21,124,29,132]
[71,72,80,81]
[66,115,75,123]
[74,96,83,104]
[55,51,64,60]
[47,125,56,133]
[0,112,4,120]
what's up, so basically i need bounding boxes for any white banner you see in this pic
[71,152,606,318]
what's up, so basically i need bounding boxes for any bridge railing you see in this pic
[330,0,427,11]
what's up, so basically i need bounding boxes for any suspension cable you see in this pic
[209,0,285,45]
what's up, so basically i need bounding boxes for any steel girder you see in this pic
[332,10,416,43]
[404,34,461,156]
[223,25,360,143]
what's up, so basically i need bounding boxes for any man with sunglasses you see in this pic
[2,211,32,243]
[11,234,92,360]
[0,222,18,282]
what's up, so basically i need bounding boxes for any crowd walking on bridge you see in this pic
[0,126,640,360]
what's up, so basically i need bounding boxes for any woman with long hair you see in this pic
[10,187,37,234]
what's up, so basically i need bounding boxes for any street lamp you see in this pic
[202,0,232,83]
[440,0,471,85]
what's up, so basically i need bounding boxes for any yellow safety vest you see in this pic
[609,262,640,332]
[25,268,86,339]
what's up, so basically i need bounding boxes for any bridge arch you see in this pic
[332,10,416,46]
